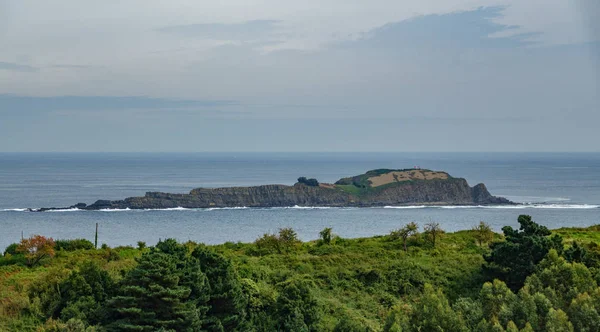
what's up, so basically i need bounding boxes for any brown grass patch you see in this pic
[368,170,448,187]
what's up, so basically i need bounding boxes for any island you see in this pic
[34,169,512,211]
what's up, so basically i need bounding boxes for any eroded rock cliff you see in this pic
[35,169,512,211]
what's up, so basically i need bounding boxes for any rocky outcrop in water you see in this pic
[33,169,512,211]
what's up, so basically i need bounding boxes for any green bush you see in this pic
[297,177,319,187]
[55,239,94,251]
[3,243,18,256]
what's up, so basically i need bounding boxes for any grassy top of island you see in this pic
[301,168,459,196]
[1,216,599,331]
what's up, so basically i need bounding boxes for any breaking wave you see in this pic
[45,208,83,212]
[383,204,599,210]
[3,203,598,213]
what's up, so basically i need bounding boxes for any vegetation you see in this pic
[473,221,494,247]
[1,215,599,331]
[484,215,564,290]
[297,177,319,187]
[389,222,418,252]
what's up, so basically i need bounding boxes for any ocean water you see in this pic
[1,152,599,251]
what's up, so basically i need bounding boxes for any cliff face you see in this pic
[87,184,355,209]
[35,169,512,211]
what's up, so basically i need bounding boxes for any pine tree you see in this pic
[192,246,247,331]
[103,251,201,331]
[485,215,563,290]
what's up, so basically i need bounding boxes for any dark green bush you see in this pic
[55,239,94,251]
[3,243,18,256]
[297,177,319,186]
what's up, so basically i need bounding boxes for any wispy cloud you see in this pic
[0,61,38,72]
[345,7,539,50]
[157,20,282,41]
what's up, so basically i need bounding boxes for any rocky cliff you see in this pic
[34,169,512,211]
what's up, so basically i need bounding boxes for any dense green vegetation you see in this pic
[1,216,599,331]
[297,177,320,187]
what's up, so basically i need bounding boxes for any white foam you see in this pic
[1,208,29,212]
[383,204,599,210]
[205,207,248,211]
[4,203,598,213]
[516,204,599,209]
[141,207,190,211]
[383,205,427,209]
[503,196,572,203]
[285,205,332,210]
[45,208,83,212]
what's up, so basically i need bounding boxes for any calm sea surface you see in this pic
[1,152,599,251]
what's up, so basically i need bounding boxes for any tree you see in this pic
[275,279,320,331]
[155,239,210,310]
[397,284,468,332]
[473,221,494,247]
[568,292,600,332]
[526,249,597,309]
[545,308,574,332]
[319,228,333,245]
[390,222,418,252]
[484,215,563,291]
[192,246,247,331]
[453,297,484,330]
[479,279,518,327]
[17,235,55,267]
[278,227,301,252]
[423,222,444,248]
[103,251,201,331]
[57,261,115,324]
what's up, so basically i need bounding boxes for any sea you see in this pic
[1,152,599,251]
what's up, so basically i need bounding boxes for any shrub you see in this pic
[55,239,95,251]
[472,221,494,247]
[319,228,333,245]
[253,228,301,255]
[254,233,281,254]
[137,241,147,250]
[3,243,18,256]
[278,228,301,252]
[297,177,319,187]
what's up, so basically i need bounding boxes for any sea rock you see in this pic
[35,169,514,211]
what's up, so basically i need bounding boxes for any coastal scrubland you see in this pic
[1,216,599,331]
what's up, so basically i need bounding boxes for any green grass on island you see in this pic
[1,216,600,331]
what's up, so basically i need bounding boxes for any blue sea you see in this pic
[1,152,599,251]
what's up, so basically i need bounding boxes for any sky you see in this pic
[0,0,598,152]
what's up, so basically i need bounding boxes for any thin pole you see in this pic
[95,223,98,249]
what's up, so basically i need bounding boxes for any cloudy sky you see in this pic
[0,0,598,152]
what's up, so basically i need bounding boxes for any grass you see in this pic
[554,225,600,244]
